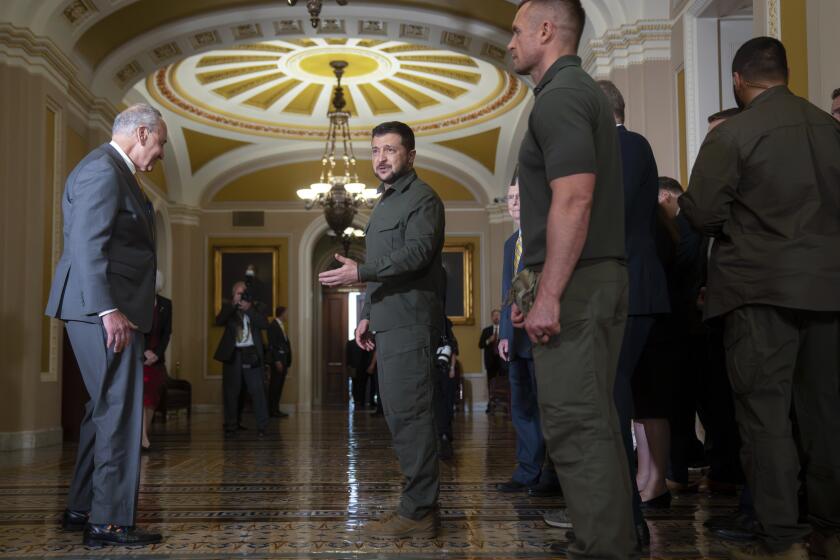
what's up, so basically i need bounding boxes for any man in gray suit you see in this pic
[45,104,167,547]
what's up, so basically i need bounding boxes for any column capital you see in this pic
[169,204,201,227]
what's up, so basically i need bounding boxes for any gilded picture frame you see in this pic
[213,246,281,315]
[442,242,474,325]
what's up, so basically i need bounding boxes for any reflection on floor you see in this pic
[0,408,738,558]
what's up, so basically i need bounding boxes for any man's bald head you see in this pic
[519,0,586,51]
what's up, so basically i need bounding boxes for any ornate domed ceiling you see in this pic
[148,37,526,139]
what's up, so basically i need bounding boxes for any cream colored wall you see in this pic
[608,61,678,180]
[806,0,840,112]
[0,64,108,448]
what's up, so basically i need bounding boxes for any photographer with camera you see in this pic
[214,280,270,438]
[434,317,459,461]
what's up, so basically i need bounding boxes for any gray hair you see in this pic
[597,80,625,124]
[112,103,163,136]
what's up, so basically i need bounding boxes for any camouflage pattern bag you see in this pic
[505,268,541,316]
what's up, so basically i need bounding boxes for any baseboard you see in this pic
[0,426,63,451]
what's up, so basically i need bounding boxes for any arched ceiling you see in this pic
[148,38,524,139]
[0,0,670,208]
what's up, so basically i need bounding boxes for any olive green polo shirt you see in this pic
[359,170,446,331]
[518,55,625,268]
[679,85,840,319]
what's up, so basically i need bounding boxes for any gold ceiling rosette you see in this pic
[147,37,526,139]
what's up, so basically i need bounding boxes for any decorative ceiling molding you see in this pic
[146,38,527,140]
[0,23,115,131]
[435,127,501,174]
[582,19,672,77]
[182,127,253,174]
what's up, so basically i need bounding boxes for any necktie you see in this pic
[513,233,523,273]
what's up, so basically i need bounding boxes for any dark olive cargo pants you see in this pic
[375,324,441,520]
[531,261,639,560]
[724,305,840,551]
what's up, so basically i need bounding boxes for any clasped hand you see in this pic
[511,295,561,345]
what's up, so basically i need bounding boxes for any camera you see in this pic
[239,288,253,303]
[436,340,453,370]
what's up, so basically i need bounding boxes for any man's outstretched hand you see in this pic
[318,254,359,287]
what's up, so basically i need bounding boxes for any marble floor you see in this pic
[0,408,741,558]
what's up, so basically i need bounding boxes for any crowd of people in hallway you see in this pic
[46,0,839,556]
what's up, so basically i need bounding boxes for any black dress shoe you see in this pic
[61,509,88,531]
[528,480,563,498]
[706,511,758,541]
[83,524,162,547]
[641,491,671,509]
[495,480,529,493]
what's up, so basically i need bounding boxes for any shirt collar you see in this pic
[109,140,136,175]
[533,55,582,96]
[746,84,791,110]
[377,169,417,195]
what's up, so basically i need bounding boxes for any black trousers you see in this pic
[614,314,655,525]
[433,363,456,439]
[223,349,269,431]
[268,363,287,413]
[725,305,840,551]
[669,324,742,485]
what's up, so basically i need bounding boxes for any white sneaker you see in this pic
[543,509,573,529]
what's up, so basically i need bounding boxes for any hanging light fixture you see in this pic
[285,0,350,28]
[297,60,378,238]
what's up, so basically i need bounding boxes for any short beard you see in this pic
[377,164,410,185]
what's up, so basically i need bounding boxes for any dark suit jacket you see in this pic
[478,325,501,374]
[266,319,292,368]
[213,304,269,365]
[146,296,172,365]
[45,143,156,332]
[499,231,532,360]
[617,125,670,316]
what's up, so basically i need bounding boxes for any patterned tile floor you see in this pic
[0,409,740,558]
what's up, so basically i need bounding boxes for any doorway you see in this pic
[320,286,365,407]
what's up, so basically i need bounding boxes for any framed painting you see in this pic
[213,246,280,315]
[442,242,474,325]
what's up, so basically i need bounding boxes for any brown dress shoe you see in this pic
[728,542,808,560]
[811,531,840,560]
[363,510,439,539]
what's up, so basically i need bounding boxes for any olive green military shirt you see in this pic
[359,170,446,332]
[680,86,840,319]
[518,55,625,269]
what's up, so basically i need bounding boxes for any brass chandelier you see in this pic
[285,0,350,28]
[297,60,377,239]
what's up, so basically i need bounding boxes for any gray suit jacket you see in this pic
[45,143,156,332]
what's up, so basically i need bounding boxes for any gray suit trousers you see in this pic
[65,320,143,526]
